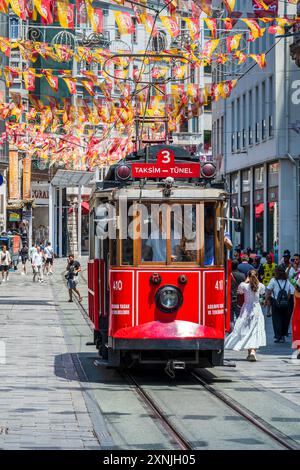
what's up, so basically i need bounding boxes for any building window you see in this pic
[248,89,252,145]
[132,17,137,44]
[267,163,279,253]
[262,81,266,140]
[192,116,198,133]
[10,18,20,39]
[254,166,264,253]
[241,169,251,248]
[255,86,260,143]
[269,76,274,137]
[204,130,211,152]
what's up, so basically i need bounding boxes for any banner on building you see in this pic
[9,150,19,200]
[252,0,278,17]
[22,156,31,199]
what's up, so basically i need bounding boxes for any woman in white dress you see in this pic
[225,270,266,362]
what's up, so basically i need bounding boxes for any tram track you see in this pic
[190,371,300,451]
[122,372,193,450]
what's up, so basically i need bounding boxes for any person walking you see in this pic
[230,260,246,329]
[32,246,44,283]
[65,254,82,303]
[225,270,266,362]
[20,243,29,275]
[237,254,253,276]
[0,245,11,283]
[252,255,264,281]
[265,266,292,343]
[43,242,54,275]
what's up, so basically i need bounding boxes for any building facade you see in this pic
[212,0,300,257]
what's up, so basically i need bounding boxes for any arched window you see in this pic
[10,18,19,40]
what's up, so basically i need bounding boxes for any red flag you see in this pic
[93,9,103,33]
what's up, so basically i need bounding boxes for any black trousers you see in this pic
[272,300,290,339]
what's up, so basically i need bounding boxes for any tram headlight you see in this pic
[155,285,183,313]
[201,163,216,179]
[116,164,131,181]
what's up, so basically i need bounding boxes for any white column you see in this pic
[78,185,82,258]
[48,183,54,247]
[263,163,268,252]
[58,187,63,258]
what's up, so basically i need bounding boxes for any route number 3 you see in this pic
[161,150,171,164]
[113,280,123,291]
[215,280,223,290]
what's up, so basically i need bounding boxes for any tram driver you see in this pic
[142,213,182,262]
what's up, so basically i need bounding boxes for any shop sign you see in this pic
[8,211,21,222]
[31,184,49,206]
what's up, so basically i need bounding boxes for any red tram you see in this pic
[88,145,233,373]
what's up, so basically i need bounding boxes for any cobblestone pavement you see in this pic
[0,259,101,450]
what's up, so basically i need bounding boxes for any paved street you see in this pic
[0,258,300,450]
[0,259,101,450]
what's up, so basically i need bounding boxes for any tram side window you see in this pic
[122,204,134,265]
[204,204,216,266]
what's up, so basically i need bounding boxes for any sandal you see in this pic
[78,297,83,303]
[248,352,257,362]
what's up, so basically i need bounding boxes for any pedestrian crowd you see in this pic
[227,247,300,362]
[0,241,55,284]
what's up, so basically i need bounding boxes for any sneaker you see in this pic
[279,337,285,343]
[248,353,257,362]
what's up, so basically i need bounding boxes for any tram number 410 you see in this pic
[215,280,224,291]
[112,280,123,291]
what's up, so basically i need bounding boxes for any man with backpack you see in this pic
[265,266,292,343]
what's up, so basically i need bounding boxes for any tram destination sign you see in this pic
[131,149,200,178]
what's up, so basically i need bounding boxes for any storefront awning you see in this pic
[68,201,89,215]
[51,170,94,187]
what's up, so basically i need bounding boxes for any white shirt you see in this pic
[44,246,54,259]
[0,250,11,266]
[267,278,292,298]
[144,230,181,262]
[32,252,44,266]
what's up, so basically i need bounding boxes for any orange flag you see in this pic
[82,80,95,96]
[57,2,75,29]
[226,34,242,53]
[43,70,58,92]
[140,14,158,37]
[242,19,265,41]
[223,0,236,13]
[63,77,77,94]
[23,68,36,91]
[114,11,135,35]
[204,18,217,38]
[184,18,200,41]
[249,53,266,68]
[160,16,180,37]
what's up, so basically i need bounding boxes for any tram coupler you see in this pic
[164,360,186,379]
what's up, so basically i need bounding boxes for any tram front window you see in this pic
[171,205,197,262]
[142,212,182,262]
[142,205,198,263]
